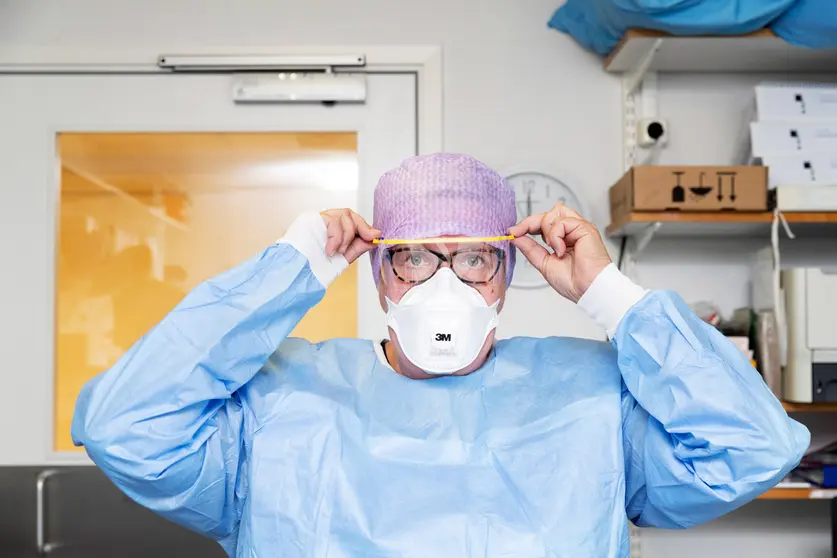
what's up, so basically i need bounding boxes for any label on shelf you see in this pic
[810,489,837,499]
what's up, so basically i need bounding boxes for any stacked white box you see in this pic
[755,83,837,121]
[749,83,837,210]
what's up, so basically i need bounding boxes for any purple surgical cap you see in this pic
[370,153,517,285]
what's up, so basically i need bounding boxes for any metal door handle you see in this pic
[36,469,58,555]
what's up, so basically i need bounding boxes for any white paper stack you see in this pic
[747,83,837,210]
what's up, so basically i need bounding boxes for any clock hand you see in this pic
[526,191,532,217]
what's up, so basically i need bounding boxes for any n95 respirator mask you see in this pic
[385,268,499,375]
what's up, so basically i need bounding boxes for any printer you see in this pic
[783,267,837,403]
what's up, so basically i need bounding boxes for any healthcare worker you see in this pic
[73,153,809,557]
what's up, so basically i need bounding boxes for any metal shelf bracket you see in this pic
[624,39,663,95]
[633,221,662,255]
[622,38,663,170]
[622,222,662,284]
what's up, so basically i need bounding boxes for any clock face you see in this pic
[506,172,583,289]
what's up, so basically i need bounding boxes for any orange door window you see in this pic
[56,132,359,451]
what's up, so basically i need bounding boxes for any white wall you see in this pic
[0,1,832,556]
[642,500,834,558]
[0,0,621,341]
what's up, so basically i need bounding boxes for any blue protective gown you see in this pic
[72,242,810,558]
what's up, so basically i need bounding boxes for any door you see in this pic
[0,467,41,558]
[0,72,416,465]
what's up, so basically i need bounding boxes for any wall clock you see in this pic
[506,171,584,289]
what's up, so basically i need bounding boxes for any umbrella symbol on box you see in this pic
[690,172,712,198]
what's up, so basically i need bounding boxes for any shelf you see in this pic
[758,487,837,500]
[606,211,837,237]
[605,29,837,74]
[782,401,837,412]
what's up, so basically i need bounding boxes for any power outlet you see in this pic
[637,118,668,148]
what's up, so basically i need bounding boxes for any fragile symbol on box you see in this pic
[671,171,737,204]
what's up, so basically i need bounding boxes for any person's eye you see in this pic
[407,252,430,267]
[464,254,486,268]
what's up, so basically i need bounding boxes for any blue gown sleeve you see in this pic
[71,242,327,544]
[619,291,810,529]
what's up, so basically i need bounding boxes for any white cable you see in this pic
[637,140,662,166]
[771,209,796,367]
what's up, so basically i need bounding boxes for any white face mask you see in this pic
[385,268,500,375]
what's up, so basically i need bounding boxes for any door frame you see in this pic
[0,46,440,465]
[0,45,444,155]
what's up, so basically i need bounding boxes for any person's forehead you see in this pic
[414,241,493,253]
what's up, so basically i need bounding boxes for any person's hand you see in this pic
[319,208,381,263]
[509,204,612,303]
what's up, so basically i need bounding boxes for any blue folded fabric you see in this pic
[549,0,798,56]
[772,0,837,49]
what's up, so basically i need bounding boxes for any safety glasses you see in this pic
[383,244,506,285]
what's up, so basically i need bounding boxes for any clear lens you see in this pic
[383,242,505,285]
[389,247,439,283]
[452,248,501,283]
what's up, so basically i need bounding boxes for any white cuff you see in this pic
[277,213,348,287]
[576,263,649,339]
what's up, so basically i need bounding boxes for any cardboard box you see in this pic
[609,166,768,220]
[755,83,837,121]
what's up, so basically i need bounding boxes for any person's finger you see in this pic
[349,211,382,242]
[339,213,354,254]
[549,203,583,220]
[540,203,585,239]
[539,213,564,256]
[546,217,591,257]
[322,214,342,257]
[508,213,546,238]
[344,237,375,264]
[550,235,567,257]
[512,236,550,275]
